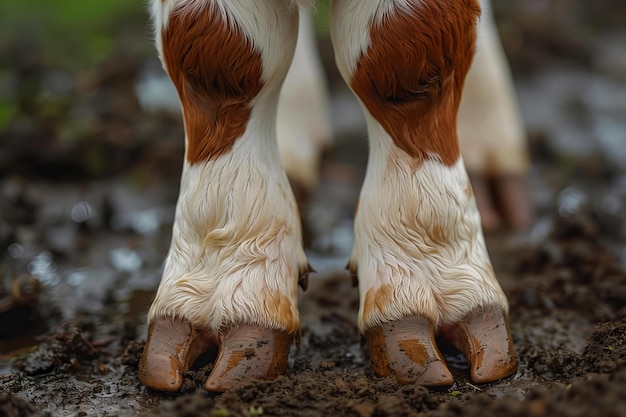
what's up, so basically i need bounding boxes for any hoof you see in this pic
[494,174,533,231]
[365,316,453,386]
[139,319,292,393]
[441,307,517,383]
[138,318,216,392]
[205,326,292,392]
[469,173,533,232]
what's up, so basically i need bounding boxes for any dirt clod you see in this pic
[0,393,50,417]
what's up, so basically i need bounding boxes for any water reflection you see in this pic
[7,243,24,259]
[558,187,587,217]
[70,201,93,223]
[26,252,59,286]
[109,248,143,273]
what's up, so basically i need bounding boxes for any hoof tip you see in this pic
[366,316,453,387]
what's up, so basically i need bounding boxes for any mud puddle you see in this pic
[1,209,626,416]
[2,1,626,415]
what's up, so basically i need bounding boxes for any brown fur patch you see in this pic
[362,284,393,321]
[162,3,263,164]
[429,223,445,246]
[264,289,299,334]
[350,0,480,166]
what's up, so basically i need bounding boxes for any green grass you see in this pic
[312,0,331,33]
[0,0,141,27]
[0,0,148,67]
[0,1,335,70]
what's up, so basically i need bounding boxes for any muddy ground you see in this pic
[1,1,626,416]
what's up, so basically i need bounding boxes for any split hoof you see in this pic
[205,326,292,392]
[138,317,216,392]
[365,316,453,386]
[139,319,292,393]
[442,307,517,383]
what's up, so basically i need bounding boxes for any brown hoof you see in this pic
[494,174,533,232]
[205,326,293,392]
[138,318,216,392]
[365,316,453,386]
[441,307,517,383]
[469,173,533,233]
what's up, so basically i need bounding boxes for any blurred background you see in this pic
[1,0,626,353]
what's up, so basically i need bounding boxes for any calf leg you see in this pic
[277,7,332,204]
[140,0,309,392]
[331,0,516,385]
[458,0,532,231]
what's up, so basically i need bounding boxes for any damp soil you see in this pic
[2,212,626,417]
[2,1,626,416]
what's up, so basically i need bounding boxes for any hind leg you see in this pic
[277,7,332,206]
[458,0,532,232]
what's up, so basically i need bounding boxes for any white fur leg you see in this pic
[351,119,508,331]
[331,0,508,332]
[277,7,332,192]
[149,132,308,333]
[458,0,528,175]
[148,0,308,334]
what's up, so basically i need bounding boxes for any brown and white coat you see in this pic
[139,0,520,392]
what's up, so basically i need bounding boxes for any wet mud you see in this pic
[2,212,626,416]
[2,0,626,416]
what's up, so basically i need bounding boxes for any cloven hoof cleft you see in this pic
[138,318,293,393]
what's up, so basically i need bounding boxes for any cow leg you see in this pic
[277,7,332,207]
[139,0,309,392]
[458,0,532,231]
[330,0,516,385]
